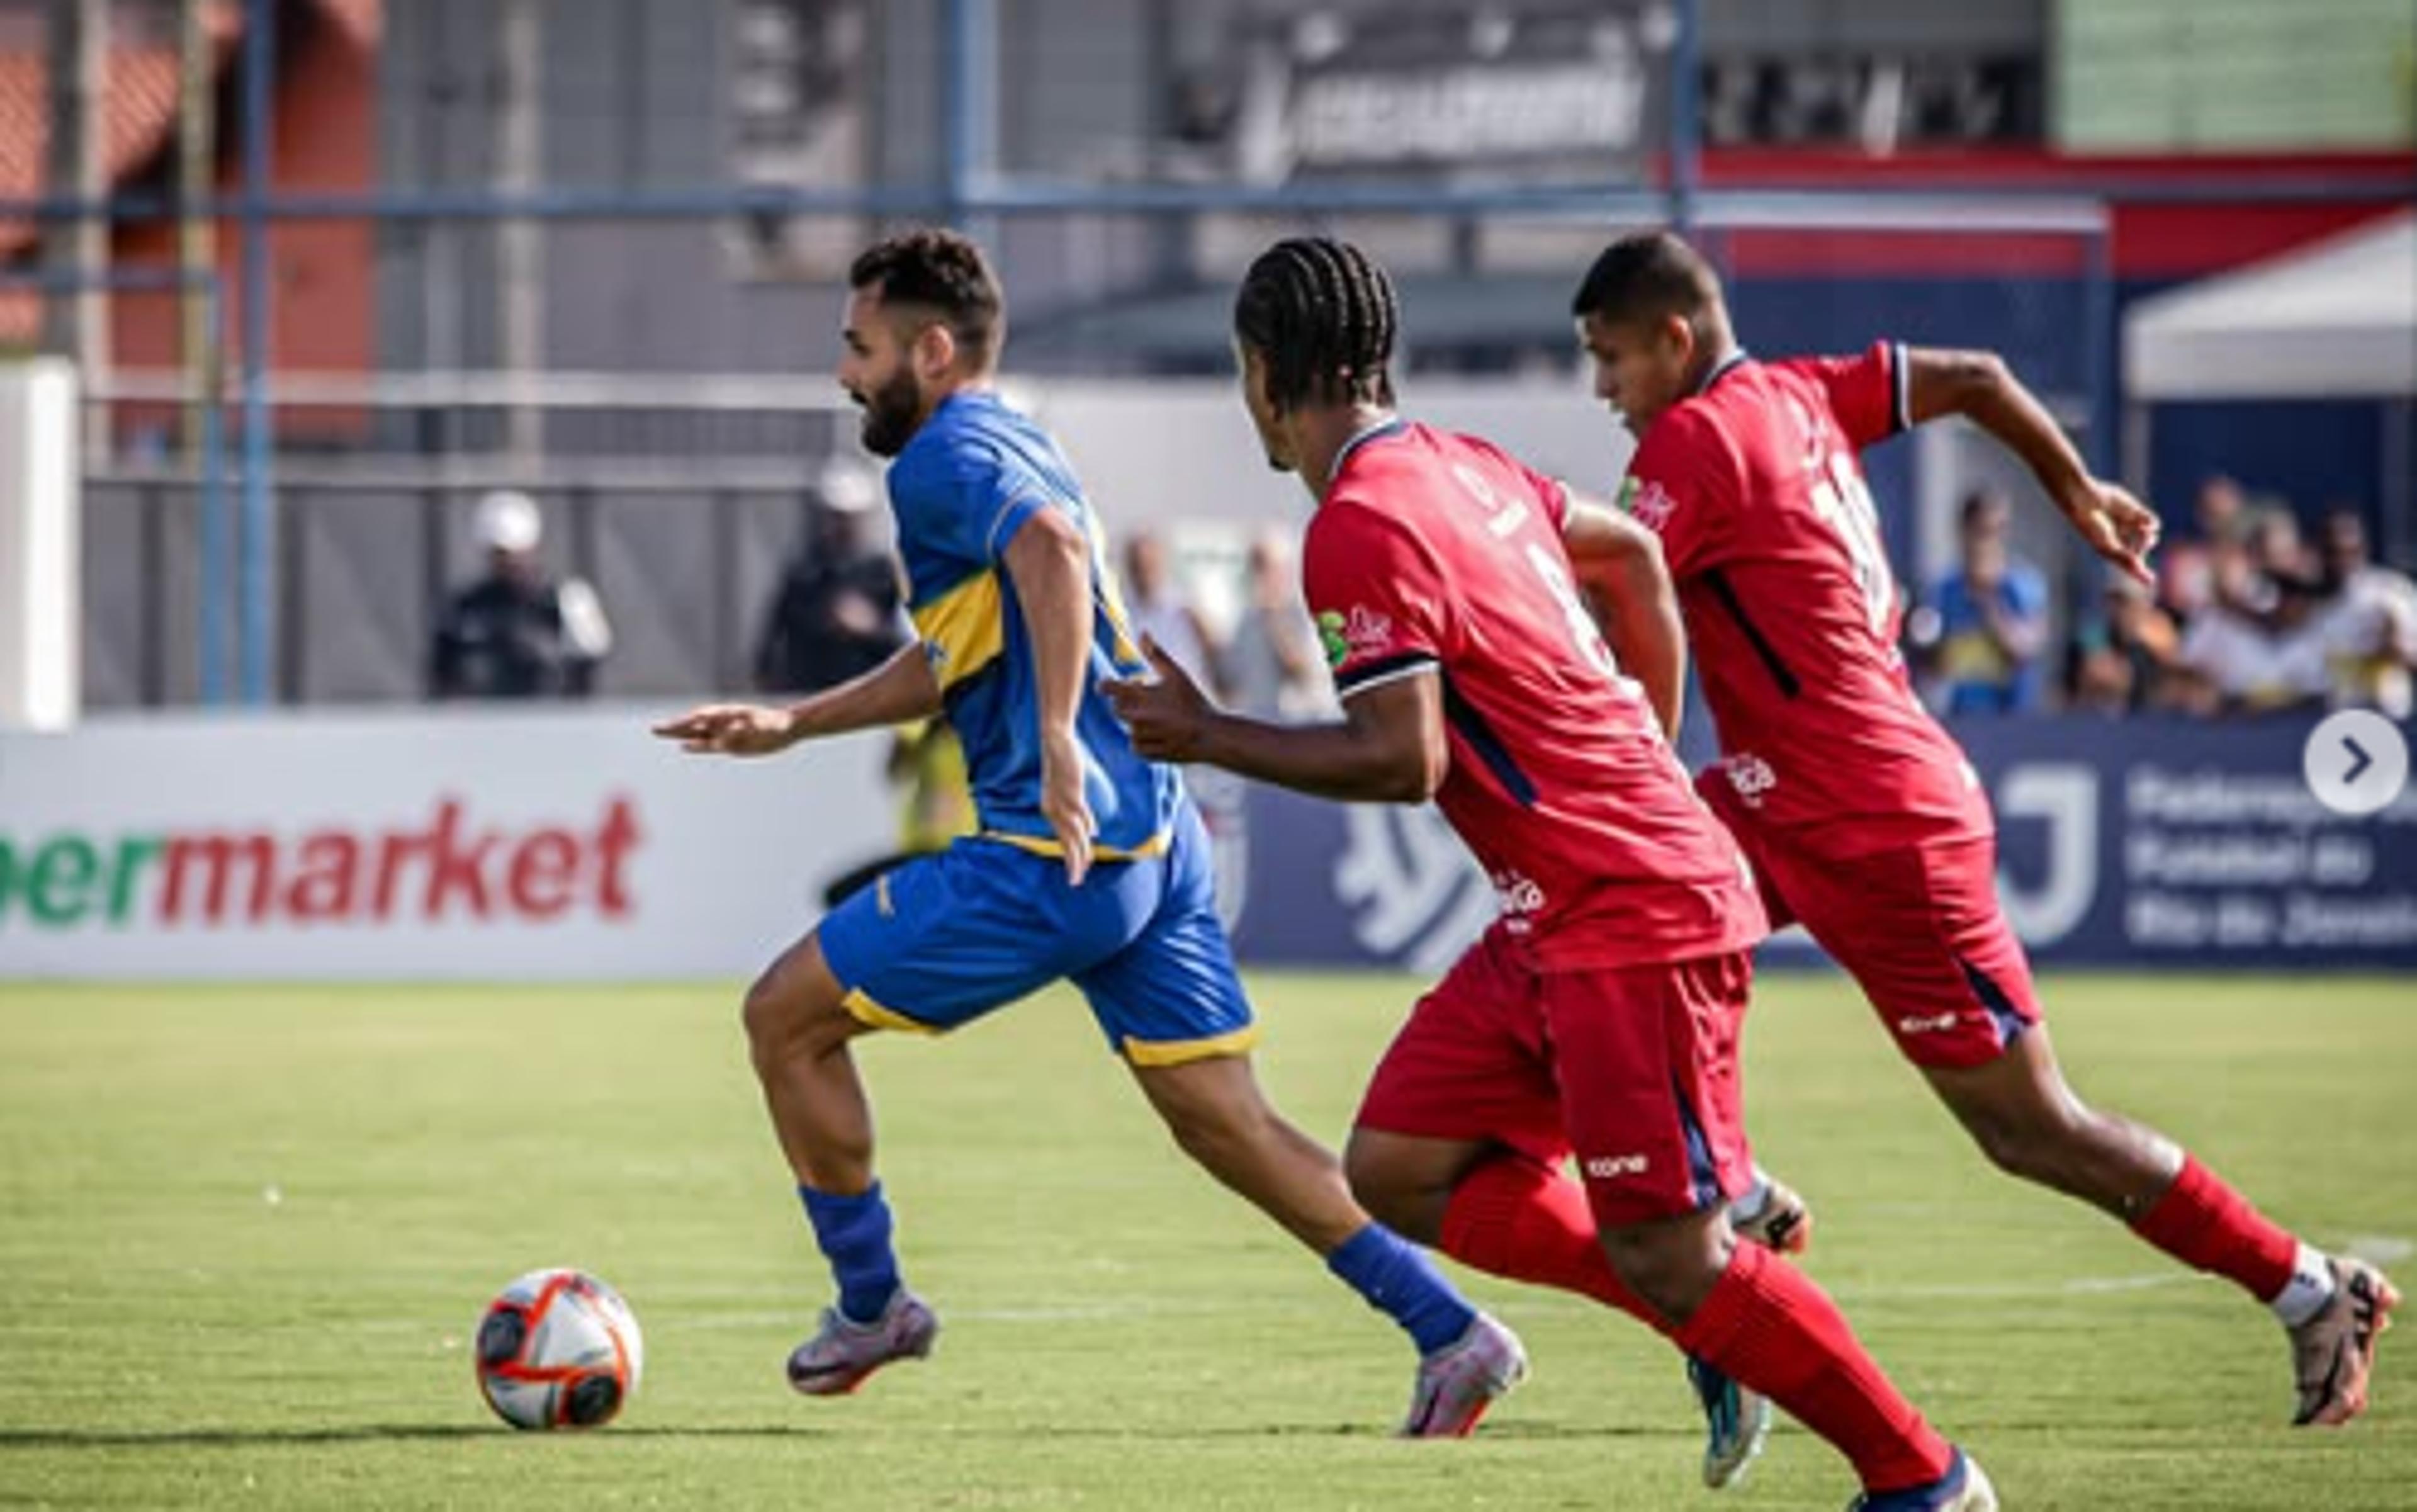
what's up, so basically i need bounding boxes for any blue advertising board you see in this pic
[1222,714,2417,973]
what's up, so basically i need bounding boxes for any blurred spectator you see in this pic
[2069,574,2185,716]
[820,716,976,909]
[2157,473,2248,621]
[2314,508,2417,718]
[1222,531,1324,718]
[1122,532,1224,692]
[2173,582,2331,718]
[755,461,908,694]
[1925,488,2048,715]
[429,490,613,699]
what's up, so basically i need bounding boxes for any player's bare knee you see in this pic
[740,966,847,1068]
[1598,1226,1715,1323]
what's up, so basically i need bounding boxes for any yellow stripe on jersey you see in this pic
[1086,513,1145,666]
[1121,1025,1263,1067]
[981,829,1173,863]
[911,567,1006,694]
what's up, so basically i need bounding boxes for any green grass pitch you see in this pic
[1,973,2410,1509]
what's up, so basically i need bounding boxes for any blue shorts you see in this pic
[815,803,1256,1065]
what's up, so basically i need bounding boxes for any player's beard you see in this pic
[854,367,926,458]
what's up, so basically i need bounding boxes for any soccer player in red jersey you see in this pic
[1110,237,1995,1512]
[1569,229,2396,1430]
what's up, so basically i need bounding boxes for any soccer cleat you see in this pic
[1687,1355,1772,1489]
[786,1288,939,1397]
[1846,1448,1997,1512]
[1733,1174,1814,1255]
[2290,1257,2399,1426]
[1400,1311,1528,1438]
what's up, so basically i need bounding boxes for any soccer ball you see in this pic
[473,1268,644,1430]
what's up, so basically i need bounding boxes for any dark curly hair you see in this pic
[849,227,1005,369]
[1232,237,1399,414]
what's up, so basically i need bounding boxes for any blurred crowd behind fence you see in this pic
[3,0,2411,713]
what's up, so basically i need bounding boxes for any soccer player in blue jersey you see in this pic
[651,228,1523,1434]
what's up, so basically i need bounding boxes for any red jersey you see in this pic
[1302,420,1766,971]
[1622,344,1990,855]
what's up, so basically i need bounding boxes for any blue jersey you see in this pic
[886,390,1180,859]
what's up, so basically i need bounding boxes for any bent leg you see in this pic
[1130,1052,1370,1254]
[744,927,882,1193]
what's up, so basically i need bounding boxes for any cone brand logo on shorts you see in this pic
[1896,1012,1962,1035]
[1317,606,1397,669]
[0,795,643,930]
[1583,1153,1650,1180]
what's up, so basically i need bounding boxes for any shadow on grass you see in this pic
[0,1419,1661,1450]
[0,1426,829,1448]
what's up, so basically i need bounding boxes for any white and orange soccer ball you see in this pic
[473,1268,644,1430]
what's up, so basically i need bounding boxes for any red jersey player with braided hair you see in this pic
[1570,229,2394,1431]
[1111,235,1995,1512]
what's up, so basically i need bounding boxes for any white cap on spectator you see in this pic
[474,490,543,554]
[818,460,880,516]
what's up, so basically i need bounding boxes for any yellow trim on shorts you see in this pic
[842,988,943,1036]
[1120,1025,1261,1067]
[983,829,1171,862]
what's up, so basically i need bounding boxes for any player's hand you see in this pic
[650,703,800,757]
[1038,728,1098,887]
[1101,635,1214,764]
[2063,479,2161,587]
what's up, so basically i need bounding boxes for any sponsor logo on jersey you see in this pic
[1721,753,1778,810]
[1491,869,1546,932]
[1317,605,1397,669]
[1620,476,1677,531]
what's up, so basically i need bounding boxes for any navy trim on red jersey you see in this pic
[1440,675,1540,808]
[1889,342,1912,435]
[1334,649,1439,696]
[1696,349,1752,397]
[1702,568,1800,699]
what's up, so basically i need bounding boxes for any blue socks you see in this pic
[799,1182,902,1324]
[1327,1223,1477,1356]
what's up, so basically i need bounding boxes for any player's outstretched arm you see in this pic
[651,641,940,757]
[1905,346,2160,584]
[1560,494,1686,742]
[1001,504,1100,884]
[1105,643,1448,805]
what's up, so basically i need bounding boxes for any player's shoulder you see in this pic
[1631,393,1745,482]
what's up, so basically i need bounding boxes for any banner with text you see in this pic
[1225,715,2417,973]
[0,709,894,979]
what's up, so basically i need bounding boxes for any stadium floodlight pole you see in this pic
[237,0,274,708]
[1669,0,1702,236]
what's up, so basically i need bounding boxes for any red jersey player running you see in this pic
[1110,237,1994,1512]
[1569,230,2395,1430]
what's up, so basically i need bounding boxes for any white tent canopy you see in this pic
[2125,211,2416,401]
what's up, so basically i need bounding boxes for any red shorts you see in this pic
[1698,773,2042,1071]
[1355,927,1756,1229]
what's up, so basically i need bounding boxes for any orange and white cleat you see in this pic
[2290,1257,2398,1426]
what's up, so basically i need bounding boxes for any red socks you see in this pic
[1437,1153,1659,1327]
[1440,1154,1952,1495]
[1676,1242,1956,1494]
[2129,1153,2299,1302]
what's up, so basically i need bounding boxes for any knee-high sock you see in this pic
[1436,1151,1659,1328]
[1672,1242,1955,1494]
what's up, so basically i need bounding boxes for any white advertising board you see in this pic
[0,706,893,979]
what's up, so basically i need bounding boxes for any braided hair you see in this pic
[1232,237,1399,414]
